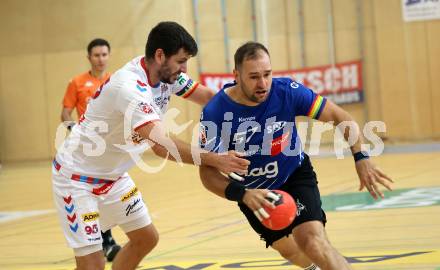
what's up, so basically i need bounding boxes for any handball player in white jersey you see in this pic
[52,21,249,270]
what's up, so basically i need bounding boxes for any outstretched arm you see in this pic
[136,120,249,175]
[185,84,217,106]
[318,100,393,199]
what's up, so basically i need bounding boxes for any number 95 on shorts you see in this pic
[52,172,150,249]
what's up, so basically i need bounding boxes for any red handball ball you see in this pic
[262,190,297,230]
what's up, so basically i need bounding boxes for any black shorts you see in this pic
[238,154,327,247]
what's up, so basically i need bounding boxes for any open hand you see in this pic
[214,150,250,175]
[355,158,393,199]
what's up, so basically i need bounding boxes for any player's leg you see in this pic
[99,174,157,269]
[271,234,315,268]
[274,153,346,269]
[52,168,106,270]
[101,229,121,262]
[281,154,350,269]
[111,222,159,270]
[293,221,351,270]
[238,201,313,269]
[74,246,105,270]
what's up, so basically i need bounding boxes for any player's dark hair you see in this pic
[145,21,198,59]
[234,42,270,70]
[87,38,111,55]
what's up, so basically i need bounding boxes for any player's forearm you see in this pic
[151,136,218,167]
[61,108,74,123]
[319,101,365,154]
[199,165,230,199]
[333,110,363,154]
[151,138,196,164]
[187,85,216,106]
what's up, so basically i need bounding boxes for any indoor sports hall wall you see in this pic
[0,0,439,162]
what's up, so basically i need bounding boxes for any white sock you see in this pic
[304,264,320,270]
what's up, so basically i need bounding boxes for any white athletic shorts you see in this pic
[52,165,151,249]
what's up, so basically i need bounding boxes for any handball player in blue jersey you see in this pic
[199,42,393,270]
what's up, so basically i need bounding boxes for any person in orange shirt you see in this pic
[61,38,112,129]
[60,38,121,262]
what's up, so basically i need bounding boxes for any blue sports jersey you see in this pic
[199,77,327,189]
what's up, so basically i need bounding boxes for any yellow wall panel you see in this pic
[333,0,358,30]
[285,0,301,35]
[284,0,303,69]
[199,40,228,73]
[304,0,329,33]
[427,21,440,137]
[404,22,433,138]
[268,35,289,70]
[373,0,418,139]
[0,55,50,161]
[81,0,134,49]
[373,0,403,27]
[130,1,192,48]
[108,46,137,73]
[362,0,375,28]
[43,50,92,156]
[286,36,305,69]
[0,58,3,160]
[226,0,253,39]
[334,30,360,62]
[198,0,223,41]
[374,21,412,138]
[41,0,86,53]
[266,0,287,36]
[362,27,383,122]
[0,0,44,56]
[304,32,331,66]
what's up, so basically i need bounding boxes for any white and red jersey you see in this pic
[56,56,199,180]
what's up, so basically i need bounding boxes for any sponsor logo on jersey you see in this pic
[126,198,143,216]
[271,131,290,156]
[85,81,94,87]
[290,81,300,88]
[131,131,146,145]
[246,161,279,178]
[136,80,147,92]
[177,74,186,85]
[154,95,170,109]
[266,121,287,134]
[199,124,207,147]
[82,212,100,222]
[121,187,139,202]
[232,126,259,145]
[137,102,154,114]
[161,84,168,92]
[238,116,256,122]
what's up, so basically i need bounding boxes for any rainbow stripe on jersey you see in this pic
[307,95,325,119]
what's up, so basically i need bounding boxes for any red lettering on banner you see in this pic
[200,60,363,104]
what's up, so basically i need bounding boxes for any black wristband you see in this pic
[353,151,369,162]
[225,181,247,202]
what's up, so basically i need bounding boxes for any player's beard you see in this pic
[239,78,269,104]
[158,63,179,84]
